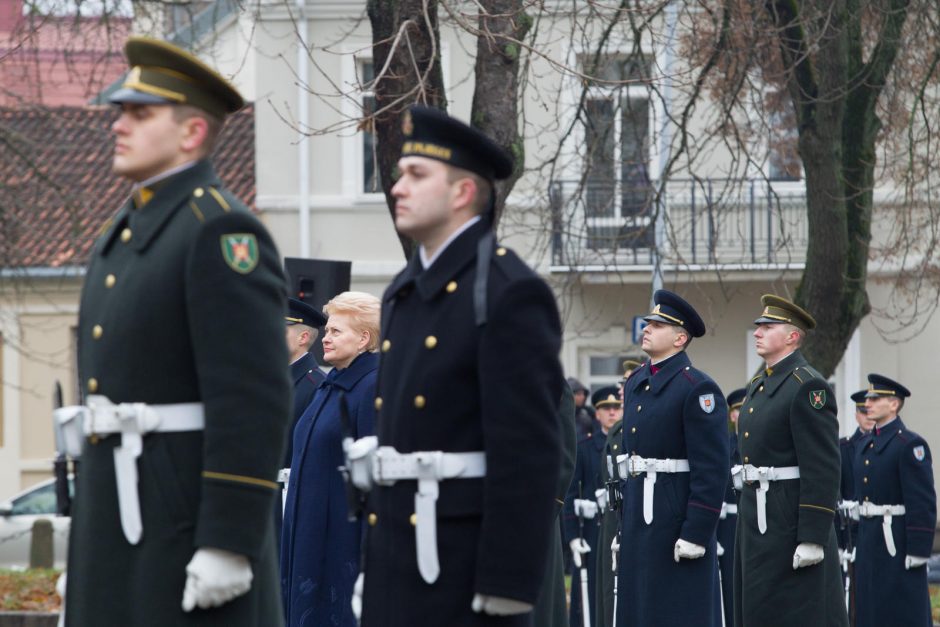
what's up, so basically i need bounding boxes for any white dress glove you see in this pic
[181,548,253,612]
[673,538,706,563]
[570,538,591,568]
[792,542,824,570]
[56,572,67,627]
[716,541,725,557]
[471,594,533,615]
[574,498,598,519]
[351,572,364,619]
[905,555,929,570]
[595,488,608,513]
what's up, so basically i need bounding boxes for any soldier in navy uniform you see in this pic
[716,387,744,625]
[616,291,729,626]
[359,106,564,626]
[284,297,327,464]
[734,295,847,627]
[853,374,936,627]
[594,360,641,627]
[66,37,289,626]
[564,385,622,627]
[837,389,870,622]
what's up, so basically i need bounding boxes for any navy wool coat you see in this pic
[361,220,563,627]
[563,426,606,627]
[853,418,936,627]
[716,431,739,624]
[616,352,728,627]
[281,351,378,627]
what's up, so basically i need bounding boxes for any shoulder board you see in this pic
[792,369,805,384]
[189,186,236,223]
[749,373,762,384]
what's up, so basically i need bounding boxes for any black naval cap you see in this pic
[286,297,327,328]
[865,373,911,399]
[643,290,706,338]
[726,388,747,411]
[753,294,816,331]
[109,37,244,119]
[400,106,514,182]
[850,390,868,407]
[592,386,622,409]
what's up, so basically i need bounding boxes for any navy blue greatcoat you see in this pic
[716,431,739,624]
[281,351,377,627]
[285,352,325,466]
[853,418,936,627]
[563,426,605,627]
[616,352,728,626]
[361,220,563,627]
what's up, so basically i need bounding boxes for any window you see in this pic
[359,59,381,195]
[587,353,644,394]
[581,53,654,251]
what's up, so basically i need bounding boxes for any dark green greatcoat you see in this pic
[66,160,291,626]
[532,384,577,627]
[733,350,848,627]
[594,420,624,627]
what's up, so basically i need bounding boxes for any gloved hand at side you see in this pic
[570,538,591,568]
[674,538,706,563]
[471,594,533,615]
[792,542,824,570]
[181,548,253,612]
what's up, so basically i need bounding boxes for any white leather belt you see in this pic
[720,502,738,519]
[54,395,204,545]
[838,499,860,521]
[858,502,906,556]
[731,464,800,534]
[615,455,690,524]
[370,446,486,584]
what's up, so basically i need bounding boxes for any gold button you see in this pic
[425,336,438,349]
[864,496,870,502]
[613,444,619,450]
[864,460,870,466]
[87,378,98,393]
[758,385,764,392]
[92,325,103,340]
[496,247,507,256]
[382,339,391,353]
[374,397,383,410]
[446,281,457,293]
[409,513,417,526]
[748,407,754,413]
[368,513,377,526]
[105,274,116,288]
[743,456,749,463]
[637,405,642,412]
[414,395,426,409]
[645,385,650,391]
[863,477,868,483]
[744,432,749,438]
[869,442,874,449]
[120,228,132,243]
[194,187,204,198]
[630,427,636,433]
[88,434,99,445]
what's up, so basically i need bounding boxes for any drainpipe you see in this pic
[651,0,677,302]
[297,0,310,257]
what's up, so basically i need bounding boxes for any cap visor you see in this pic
[643,314,677,325]
[108,87,174,106]
[753,316,786,325]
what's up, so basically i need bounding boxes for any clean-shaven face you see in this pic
[112,103,189,182]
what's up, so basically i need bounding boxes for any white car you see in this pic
[0,478,71,569]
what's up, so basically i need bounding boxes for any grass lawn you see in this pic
[0,569,61,612]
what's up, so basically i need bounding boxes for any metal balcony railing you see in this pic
[549,178,809,269]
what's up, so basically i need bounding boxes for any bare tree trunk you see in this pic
[470,0,531,228]
[766,0,909,376]
[367,0,447,259]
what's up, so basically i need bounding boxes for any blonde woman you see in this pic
[280,291,380,627]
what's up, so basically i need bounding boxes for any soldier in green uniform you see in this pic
[733,295,848,627]
[594,359,641,627]
[63,37,290,626]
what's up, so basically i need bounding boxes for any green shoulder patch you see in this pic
[220,233,259,274]
[809,389,826,409]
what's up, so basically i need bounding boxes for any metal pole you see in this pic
[652,0,677,299]
[297,0,310,257]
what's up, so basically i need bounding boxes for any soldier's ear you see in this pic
[180,115,210,154]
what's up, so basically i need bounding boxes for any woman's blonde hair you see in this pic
[323,291,381,352]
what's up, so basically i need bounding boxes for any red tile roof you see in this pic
[0,104,256,268]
